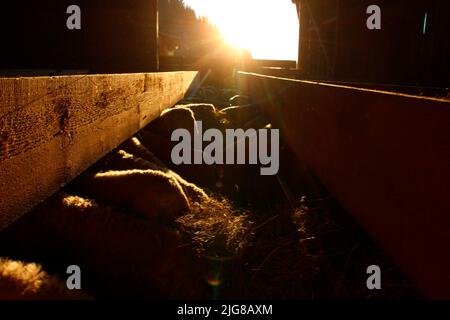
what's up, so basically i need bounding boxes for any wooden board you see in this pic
[0,71,198,230]
[238,72,450,299]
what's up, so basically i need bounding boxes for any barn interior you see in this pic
[0,0,449,300]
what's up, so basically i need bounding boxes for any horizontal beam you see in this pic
[0,71,198,230]
[252,60,297,69]
[238,72,450,299]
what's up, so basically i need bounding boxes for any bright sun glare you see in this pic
[182,0,299,61]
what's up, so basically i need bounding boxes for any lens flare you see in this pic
[207,274,222,287]
[183,0,299,61]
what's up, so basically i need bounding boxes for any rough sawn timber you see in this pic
[0,71,198,230]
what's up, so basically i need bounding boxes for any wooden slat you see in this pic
[0,71,198,230]
[253,60,297,69]
[238,72,450,299]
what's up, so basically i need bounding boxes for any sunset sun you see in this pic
[182,0,299,61]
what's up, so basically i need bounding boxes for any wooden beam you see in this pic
[253,60,297,69]
[238,72,450,299]
[0,71,198,230]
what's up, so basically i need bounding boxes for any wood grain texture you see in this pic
[238,71,450,298]
[0,71,198,230]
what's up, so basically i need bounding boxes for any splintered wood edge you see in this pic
[0,71,198,230]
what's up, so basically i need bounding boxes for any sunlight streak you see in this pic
[183,0,299,61]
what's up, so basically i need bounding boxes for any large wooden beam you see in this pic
[238,72,450,299]
[0,71,198,230]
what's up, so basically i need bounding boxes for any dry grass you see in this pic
[228,194,423,299]
[175,184,422,299]
[177,196,251,260]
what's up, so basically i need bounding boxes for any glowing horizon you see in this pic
[182,0,299,61]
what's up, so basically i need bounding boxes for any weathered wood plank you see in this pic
[238,72,450,298]
[0,71,198,230]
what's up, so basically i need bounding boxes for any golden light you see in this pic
[183,0,299,61]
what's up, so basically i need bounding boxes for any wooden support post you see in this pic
[0,71,198,230]
[238,71,450,299]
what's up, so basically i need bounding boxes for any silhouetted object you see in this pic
[293,0,450,87]
[0,1,157,74]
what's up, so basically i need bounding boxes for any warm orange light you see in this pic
[183,0,299,61]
